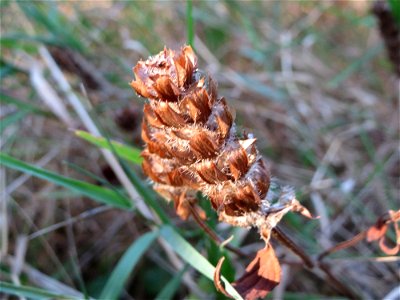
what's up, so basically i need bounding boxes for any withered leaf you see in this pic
[319,209,400,261]
[214,256,235,299]
[233,244,281,300]
[366,209,400,255]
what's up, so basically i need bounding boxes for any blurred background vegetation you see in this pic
[1,1,399,299]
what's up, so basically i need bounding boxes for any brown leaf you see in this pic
[214,256,234,299]
[366,223,387,242]
[367,209,400,255]
[291,199,318,220]
[233,244,281,300]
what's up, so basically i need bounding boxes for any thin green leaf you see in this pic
[99,230,159,300]
[160,226,243,300]
[0,281,82,300]
[236,73,287,103]
[388,0,400,25]
[155,265,187,300]
[0,33,60,50]
[0,110,29,134]
[328,45,383,88]
[0,152,132,209]
[0,59,22,79]
[0,92,50,116]
[75,130,142,164]
[18,2,84,52]
[186,0,194,49]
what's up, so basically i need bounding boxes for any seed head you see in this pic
[131,46,309,237]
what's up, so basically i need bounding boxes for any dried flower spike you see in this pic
[131,46,312,299]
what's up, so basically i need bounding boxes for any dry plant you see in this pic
[130,46,400,299]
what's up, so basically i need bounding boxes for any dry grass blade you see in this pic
[11,235,28,291]
[30,62,74,127]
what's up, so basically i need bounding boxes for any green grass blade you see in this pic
[388,0,400,24]
[0,281,82,300]
[75,130,142,164]
[186,0,194,48]
[0,92,51,117]
[328,45,383,88]
[18,2,84,52]
[0,152,132,209]
[160,226,243,300]
[155,265,187,300]
[0,110,29,134]
[99,230,159,300]
[0,59,23,79]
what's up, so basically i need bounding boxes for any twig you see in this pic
[272,226,314,268]
[272,226,358,298]
[318,231,367,262]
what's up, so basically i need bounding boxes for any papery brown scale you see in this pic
[144,129,174,159]
[182,45,197,67]
[250,161,270,198]
[153,102,187,127]
[153,76,180,101]
[141,121,152,143]
[198,88,214,108]
[195,161,229,184]
[171,127,193,140]
[189,131,220,158]
[173,60,187,87]
[177,168,202,189]
[173,52,194,87]
[228,148,249,181]
[143,104,165,128]
[213,100,233,138]
[231,184,260,212]
[131,64,155,98]
[180,92,212,123]
[130,79,152,99]
[166,147,197,164]
[166,168,186,186]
